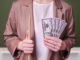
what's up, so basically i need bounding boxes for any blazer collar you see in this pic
[20,0,63,9]
[19,0,33,7]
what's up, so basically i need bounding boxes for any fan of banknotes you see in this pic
[42,18,67,38]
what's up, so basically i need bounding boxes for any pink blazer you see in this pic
[3,0,76,60]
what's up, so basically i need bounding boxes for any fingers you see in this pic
[22,42,34,48]
[44,41,61,52]
[26,31,30,39]
[45,42,59,52]
[17,40,34,54]
[22,40,34,54]
[44,36,62,52]
[45,36,62,43]
[44,38,61,47]
[23,46,34,54]
[23,30,33,54]
[23,40,33,44]
[24,50,33,54]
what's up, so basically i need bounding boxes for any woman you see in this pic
[3,0,76,60]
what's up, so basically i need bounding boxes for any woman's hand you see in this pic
[17,40,34,54]
[44,36,66,52]
[17,32,34,54]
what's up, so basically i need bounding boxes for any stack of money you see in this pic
[42,18,67,38]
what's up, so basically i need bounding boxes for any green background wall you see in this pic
[0,0,80,47]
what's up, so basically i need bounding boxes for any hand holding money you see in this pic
[44,36,66,52]
[42,18,67,52]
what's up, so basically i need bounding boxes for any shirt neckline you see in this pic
[33,1,54,6]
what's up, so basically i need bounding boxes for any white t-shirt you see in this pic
[33,1,54,60]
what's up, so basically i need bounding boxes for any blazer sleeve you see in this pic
[60,6,76,58]
[3,2,21,58]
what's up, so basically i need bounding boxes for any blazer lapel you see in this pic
[28,3,37,60]
[26,2,35,40]
[54,2,63,19]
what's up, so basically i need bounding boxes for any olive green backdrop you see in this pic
[0,0,80,47]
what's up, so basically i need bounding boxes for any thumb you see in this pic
[26,30,30,40]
